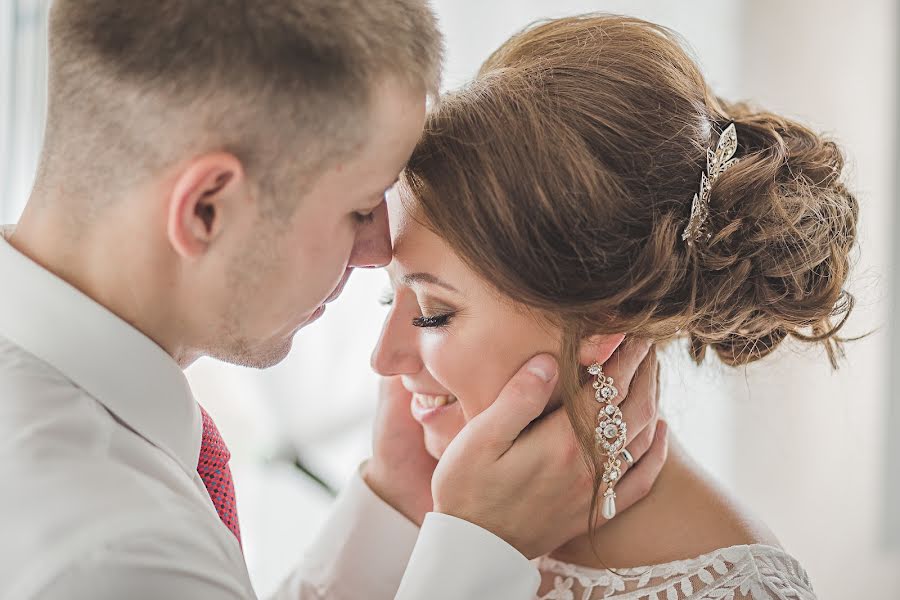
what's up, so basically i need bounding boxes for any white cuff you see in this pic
[396,513,540,600]
[275,465,419,600]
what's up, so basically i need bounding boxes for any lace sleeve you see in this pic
[536,545,817,600]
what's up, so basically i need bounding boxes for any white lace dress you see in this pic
[535,544,816,600]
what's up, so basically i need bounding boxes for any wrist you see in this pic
[362,460,430,527]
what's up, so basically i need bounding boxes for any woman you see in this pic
[373,15,855,599]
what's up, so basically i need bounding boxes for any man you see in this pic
[0,1,666,598]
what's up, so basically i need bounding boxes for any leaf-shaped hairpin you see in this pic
[682,123,740,246]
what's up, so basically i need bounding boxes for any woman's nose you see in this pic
[371,302,423,376]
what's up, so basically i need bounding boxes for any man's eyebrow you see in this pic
[400,272,459,293]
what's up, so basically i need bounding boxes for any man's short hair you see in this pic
[41,0,443,200]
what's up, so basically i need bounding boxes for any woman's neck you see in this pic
[549,436,778,570]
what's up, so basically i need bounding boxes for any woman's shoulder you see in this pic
[536,544,817,599]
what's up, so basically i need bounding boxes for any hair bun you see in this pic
[688,101,858,367]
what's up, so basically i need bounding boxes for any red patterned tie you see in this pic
[197,405,242,546]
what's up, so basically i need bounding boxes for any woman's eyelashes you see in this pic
[412,312,455,329]
[412,295,458,328]
[378,288,456,329]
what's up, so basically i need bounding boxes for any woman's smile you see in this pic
[409,392,460,424]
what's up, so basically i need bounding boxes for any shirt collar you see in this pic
[0,229,201,476]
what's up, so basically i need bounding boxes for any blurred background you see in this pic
[2,0,897,597]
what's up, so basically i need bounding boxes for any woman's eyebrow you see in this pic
[400,272,459,293]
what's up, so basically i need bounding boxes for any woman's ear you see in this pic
[578,333,626,367]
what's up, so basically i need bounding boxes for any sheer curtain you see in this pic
[0,0,48,224]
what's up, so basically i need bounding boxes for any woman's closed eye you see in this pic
[412,312,455,329]
[378,288,456,329]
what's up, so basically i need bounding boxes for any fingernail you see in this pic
[527,354,558,383]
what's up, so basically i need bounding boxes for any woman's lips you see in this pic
[410,393,459,424]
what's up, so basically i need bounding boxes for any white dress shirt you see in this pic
[0,232,540,600]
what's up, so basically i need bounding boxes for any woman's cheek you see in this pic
[419,332,476,421]
[418,331,505,423]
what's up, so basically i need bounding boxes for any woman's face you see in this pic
[371,200,564,459]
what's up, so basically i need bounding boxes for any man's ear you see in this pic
[578,333,627,367]
[167,153,246,259]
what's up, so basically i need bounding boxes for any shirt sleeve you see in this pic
[272,466,420,600]
[395,513,541,600]
[276,468,540,600]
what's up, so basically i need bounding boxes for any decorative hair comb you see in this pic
[681,123,740,246]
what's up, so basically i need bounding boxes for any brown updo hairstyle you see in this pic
[400,15,858,526]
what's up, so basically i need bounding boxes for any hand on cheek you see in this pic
[430,339,668,559]
[364,376,437,526]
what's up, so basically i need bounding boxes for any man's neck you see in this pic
[10,199,194,366]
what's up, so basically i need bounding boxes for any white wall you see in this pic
[723,1,900,596]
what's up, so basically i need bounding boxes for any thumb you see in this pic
[465,354,559,456]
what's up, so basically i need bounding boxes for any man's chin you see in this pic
[211,337,294,370]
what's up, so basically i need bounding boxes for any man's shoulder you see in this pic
[0,506,252,600]
[0,333,116,460]
[0,450,248,599]
[0,335,249,596]
[0,333,73,388]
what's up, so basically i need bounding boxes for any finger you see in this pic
[619,420,656,475]
[605,337,653,402]
[603,419,668,521]
[516,405,592,476]
[617,350,659,442]
[653,348,662,412]
[375,376,415,424]
[379,375,412,404]
[465,354,559,455]
[374,376,427,440]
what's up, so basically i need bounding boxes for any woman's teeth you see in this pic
[413,394,458,409]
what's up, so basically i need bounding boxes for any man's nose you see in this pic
[349,201,391,269]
